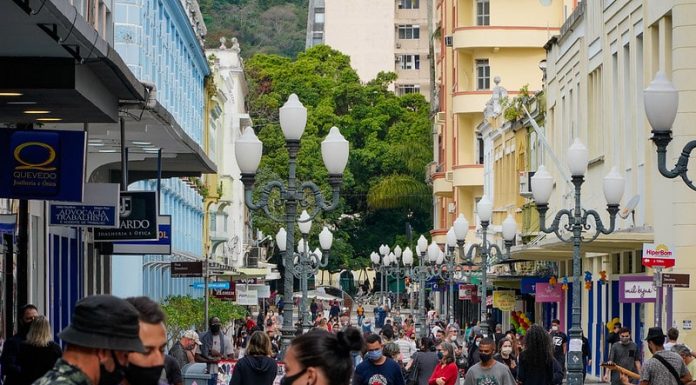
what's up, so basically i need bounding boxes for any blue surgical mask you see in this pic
[366,349,383,361]
[437,351,444,360]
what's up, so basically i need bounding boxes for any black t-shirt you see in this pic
[163,354,182,385]
[550,331,568,361]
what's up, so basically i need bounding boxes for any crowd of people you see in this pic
[2,296,696,385]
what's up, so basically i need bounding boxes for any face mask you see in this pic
[621,337,630,345]
[450,336,458,341]
[98,351,126,385]
[501,347,513,355]
[437,351,444,360]
[280,368,307,385]
[124,363,165,385]
[551,326,559,331]
[210,324,221,333]
[479,353,492,363]
[366,349,383,361]
[475,340,481,347]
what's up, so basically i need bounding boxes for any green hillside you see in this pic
[200,0,308,58]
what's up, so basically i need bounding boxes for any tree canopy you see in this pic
[244,45,433,272]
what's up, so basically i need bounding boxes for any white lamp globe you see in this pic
[477,195,493,222]
[427,241,440,262]
[436,250,445,265]
[502,214,517,241]
[417,235,428,255]
[567,138,589,177]
[370,252,380,265]
[394,245,402,258]
[313,248,323,260]
[531,165,554,204]
[275,228,287,252]
[279,94,307,141]
[603,166,625,205]
[644,71,679,133]
[453,214,469,241]
[319,226,333,250]
[403,247,414,266]
[235,127,263,174]
[298,210,312,235]
[322,126,350,175]
[446,227,457,249]
[297,238,306,254]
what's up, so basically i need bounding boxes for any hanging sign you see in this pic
[170,260,203,278]
[662,273,690,288]
[94,191,158,241]
[0,129,86,201]
[49,183,120,227]
[493,290,516,311]
[212,283,237,301]
[236,288,258,306]
[619,275,656,303]
[192,281,230,290]
[248,284,271,298]
[112,215,171,254]
[459,284,476,300]
[535,282,563,303]
[642,243,676,268]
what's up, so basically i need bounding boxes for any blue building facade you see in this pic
[111,0,210,300]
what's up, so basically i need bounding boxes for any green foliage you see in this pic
[244,45,433,271]
[502,84,532,122]
[200,0,307,58]
[161,295,246,343]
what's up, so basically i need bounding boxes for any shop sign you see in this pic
[213,283,237,301]
[459,284,476,300]
[619,275,656,303]
[521,277,548,294]
[192,281,230,290]
[662,273,690,288]
[94,191,158,241]
[49,183,120,227]
[236,288,258,306]
[642,243,676,268]
[493,290,516,311]
[170,261,203,278]
[535,282,563,303]
[0,129,86,201]
[112,215,171,254]
[247,284,271,298]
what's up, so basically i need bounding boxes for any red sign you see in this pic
[459,284,476,300]
[642,243,676,268]
[535,283,563,303]
[212,282,236,301]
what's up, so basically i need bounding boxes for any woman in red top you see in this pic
[429,341,459,385]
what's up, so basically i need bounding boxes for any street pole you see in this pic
[654,266,663,329]
[448,246,455,325]
[480,222,489,336]
[418,249,426,337]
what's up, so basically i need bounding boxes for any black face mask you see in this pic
[125,363,165,385]
[98,351,126,385]
[479,353,492,363]
[280,368,307,385]
[210,324,221,333]
[18,321,32,336]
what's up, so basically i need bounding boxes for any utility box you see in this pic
[182,363,213,385]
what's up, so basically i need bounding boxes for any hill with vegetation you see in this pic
[200,0,308,58]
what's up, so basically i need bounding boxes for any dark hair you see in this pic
[614,322,622,329]
[381,325,394,340]
[649,335,666,346]
[290,327,363,385]
[419,336,434,352]
[246,331,271,356]
[365,334,382,345]
[520,324,554,371]
[126,296,165,324]
[551,319,560,325]
[479,337,496,349]
[668,327,679,340]
[619,327,631,335]
[20,304,38,318]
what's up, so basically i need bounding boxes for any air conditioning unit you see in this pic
[396,42,402,49]
[519,171,535,197]
[436,111,446,122]
[445,171,454,182]
[444,35,453,47]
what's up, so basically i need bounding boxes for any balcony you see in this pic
[432,172,453,197]
[453,91,491,114]
[452,165,483,187]
[453,26,559,50]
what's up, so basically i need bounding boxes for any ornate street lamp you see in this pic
[531,138,624,385]
[643,71,696,190]
[452,196,516,337]
[236,94,349,353]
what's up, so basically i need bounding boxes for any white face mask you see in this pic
[501,346,513,355]
[551,326,559,331]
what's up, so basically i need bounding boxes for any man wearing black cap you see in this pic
[639,327,691,385]
[34,295,146,385]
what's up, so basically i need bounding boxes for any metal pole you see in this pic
[418,252,426,337]
[666,286,673,329]
[396,268,400,312]
[449,255,454,325]
[281,141,300,354]
[301,240,310,332]
[204,253,209,326]
[480,223,489,336]
[567,176,585,385]
[655,266,663,329]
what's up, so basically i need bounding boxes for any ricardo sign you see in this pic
[94,191,158,241]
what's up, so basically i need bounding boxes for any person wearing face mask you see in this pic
[34,295,146,385]
[462,338,516,385]
[196,317,232,363]
[549,319,567,374]
[604,327,641,385]
[0,303,39,385]
[169,330,202,371]
[467,334,482,368]
[428,342,458,385]
[123,296,169,385]
[353,334,405,385]
[493,338,517,378]
[283,327,363,385]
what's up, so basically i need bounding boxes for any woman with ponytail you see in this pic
[281,326,364,385]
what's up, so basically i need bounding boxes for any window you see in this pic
[476,0,490,25]
[314,8,325,24]
[476,59,490,90]
[398,25,420,39]
[400,54,420,70]
[399,0,419,9]
[312,31,323,46]
[396,84,420,95]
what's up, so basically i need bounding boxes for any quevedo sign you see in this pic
[619,275,656,303]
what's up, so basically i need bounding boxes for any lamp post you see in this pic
[530,138,624,385]
[381,246,408,313]
[643,71,696,190]
[410,235,430,337]
[276,216,333,332]
[236,94,349,353]
[451,196,516,337]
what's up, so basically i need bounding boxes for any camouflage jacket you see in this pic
[32,358,92,385]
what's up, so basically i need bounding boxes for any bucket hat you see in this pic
[645,327,666,341]
[183,330,202,345]
[58,295,145,353]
